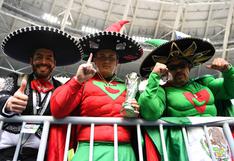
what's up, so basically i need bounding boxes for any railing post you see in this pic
[63,123,72,161]
[114,123,118,161]
[137,124,144,161]
[0,121,3,130]
[37,121,50,161]
[159,124,168,161]
[89,123,95,161]
[13,122,26,161]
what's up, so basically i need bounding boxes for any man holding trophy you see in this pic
[50,20,143,161]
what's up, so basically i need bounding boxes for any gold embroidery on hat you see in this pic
[193,50,211,64]
[147,40,213,73]
[169,41,197,58]
[183,42,197,56]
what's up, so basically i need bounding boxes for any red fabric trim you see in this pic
[144,132,161,161]
[46,125,67,161]
[31,79,54,93]
[77,125,131,142]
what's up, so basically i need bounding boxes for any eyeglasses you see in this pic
[168,63,188,71]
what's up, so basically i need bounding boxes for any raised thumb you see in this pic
[18,78,27,93]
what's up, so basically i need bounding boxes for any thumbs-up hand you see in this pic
[6,78,28,113]
[76,53,97,83]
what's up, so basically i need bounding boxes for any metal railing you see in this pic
[0,116,234,161]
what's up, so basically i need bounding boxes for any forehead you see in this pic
[33,48,54,57]
[95,49,117,57]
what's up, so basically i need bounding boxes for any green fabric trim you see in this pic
[93,80,126,100]
[114,76,125,83]
[145,39,168,47]
[145,126,189,161]
[72,142,136,161]
[161,117,192,125]
[192,98,206,106]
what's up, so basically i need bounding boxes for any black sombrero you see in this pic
[140,37,215,77]
[1,26,82,66]
[78,20,143,64]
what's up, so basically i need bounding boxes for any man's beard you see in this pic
[32,64,53,79]
[173,72,189,86]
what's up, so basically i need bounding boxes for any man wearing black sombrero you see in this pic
[50,20,143,161]
[0,26,81,161]
[138,38,234,161]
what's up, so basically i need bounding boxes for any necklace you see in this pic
[97,72,116,86]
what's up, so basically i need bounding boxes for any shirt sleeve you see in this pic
[138,73,166,120]
[50,77,84,118]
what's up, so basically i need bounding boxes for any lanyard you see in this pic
[32,90,52,115]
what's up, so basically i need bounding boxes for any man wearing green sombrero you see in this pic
[50,20,143,161]
[0,26,81,161]
[138,38,234,161]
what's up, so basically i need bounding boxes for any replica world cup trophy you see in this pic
[121,72,140,118]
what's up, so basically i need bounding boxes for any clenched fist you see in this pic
[152,62,169,77]
[206,58,231,72]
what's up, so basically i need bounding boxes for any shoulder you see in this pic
[193,74,216,85]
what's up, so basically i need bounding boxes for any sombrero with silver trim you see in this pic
[1,26,82,66]
[140,37,215,77]
[78,20,143,64]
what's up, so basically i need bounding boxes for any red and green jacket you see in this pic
[50,74,131,142]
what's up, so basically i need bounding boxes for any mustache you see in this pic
[33,64,51,68]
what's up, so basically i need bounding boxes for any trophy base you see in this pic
[120,106,139,118]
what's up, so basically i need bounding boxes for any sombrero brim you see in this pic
[1,26,82,66]
[140,38,215,77]
[78,31,143,64]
